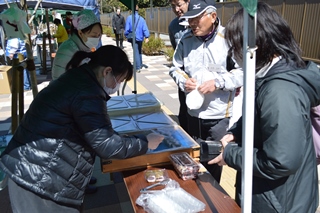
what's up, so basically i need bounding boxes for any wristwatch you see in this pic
[215,79,221,90]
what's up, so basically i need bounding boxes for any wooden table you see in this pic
[122,165,241,213]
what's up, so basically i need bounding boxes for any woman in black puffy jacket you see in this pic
[0,45,163,213]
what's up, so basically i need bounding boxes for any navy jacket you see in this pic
[0,64,148,205]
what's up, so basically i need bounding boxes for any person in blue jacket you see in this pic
[124,5,150,73]
[5,38,31,90]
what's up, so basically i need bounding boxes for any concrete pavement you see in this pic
[0,35,188,213]
[1,35,318,212]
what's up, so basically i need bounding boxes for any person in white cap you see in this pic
[169,0,243,183]
[52,9,102,80]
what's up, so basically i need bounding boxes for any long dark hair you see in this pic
[66,45,133,81]
[225,2,305,72]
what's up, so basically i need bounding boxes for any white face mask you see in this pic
[103,74,121,95]
[85,37,100,49]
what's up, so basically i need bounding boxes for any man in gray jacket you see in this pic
[112,8,125,49]
[169,0,243,182]
[168,0,190,133]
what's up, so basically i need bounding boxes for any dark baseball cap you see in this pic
[180,0,216,20]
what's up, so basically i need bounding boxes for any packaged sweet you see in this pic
[144,169,168,183]
[169,152,200,180]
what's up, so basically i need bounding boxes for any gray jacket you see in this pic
[112,13,125,34]
[168,17,189,50]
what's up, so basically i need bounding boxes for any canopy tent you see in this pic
[0,0,98,11]
[119,0,136,11]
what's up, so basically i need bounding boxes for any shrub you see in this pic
[163,47,174,62]
[142,35,165,56]
[103,25,115,38]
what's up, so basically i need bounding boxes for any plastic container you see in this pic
[169,152,200,180]
[136,179,206,213]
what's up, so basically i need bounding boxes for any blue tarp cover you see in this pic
[0,0,98,11]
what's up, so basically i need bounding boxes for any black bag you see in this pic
[199,140,222,162]
[126,32,133,42]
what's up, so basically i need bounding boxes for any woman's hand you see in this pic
[208,134,235,166]
[146,133,164,150]
[208,153,226,166]
[220,134,235,148]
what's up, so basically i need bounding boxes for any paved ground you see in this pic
[0,35,194,213]
[1,35,319,212]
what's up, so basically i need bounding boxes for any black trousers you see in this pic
[178,88,189,133]
[115,32,124,47]
[8,179,83,213]
[187,114,230,183]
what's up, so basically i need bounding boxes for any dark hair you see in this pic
[168,0,188,3]
[53,18,61,25]
[66,45,133,81]
[71,22,102,35]
[225,2,305,72]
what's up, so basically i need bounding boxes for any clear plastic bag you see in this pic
[136,179,205,213]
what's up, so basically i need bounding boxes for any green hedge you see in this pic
[142,35,165,56]
[103,25,115,38]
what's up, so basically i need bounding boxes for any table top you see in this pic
[122,165,241,213]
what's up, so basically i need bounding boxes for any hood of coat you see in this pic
[256,58,320,107]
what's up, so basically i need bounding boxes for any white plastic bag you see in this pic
[186,70,214,110]
[186,85,204,110]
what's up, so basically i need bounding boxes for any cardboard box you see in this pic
[0,65,12,94]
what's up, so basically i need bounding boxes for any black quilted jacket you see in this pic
[0,64,148,205]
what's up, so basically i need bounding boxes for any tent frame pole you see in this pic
[131,0,137,94]
[241,9,256,213]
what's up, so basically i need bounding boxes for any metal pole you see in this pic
[25,35,39,98]
[241,9,256,213]
[22,0,39,98]
[11,58,19,133]
[42,32,47,74]
[45,8,54,67]
[17,64,24,121]
[131,0,137,94]
[28,0,44,25]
